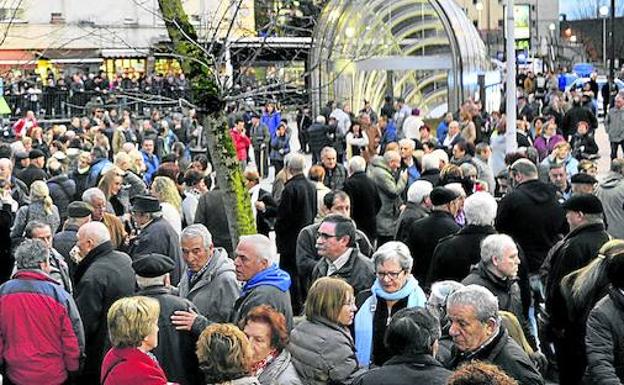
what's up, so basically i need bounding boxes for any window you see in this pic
[0,8,26,23]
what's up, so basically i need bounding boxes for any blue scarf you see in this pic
[354,276,427,367]
[241,264,291,297]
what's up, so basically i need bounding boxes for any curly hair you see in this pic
[239,305,289,351]
[196,323,253,384]
[447,361,519,385]
[151,176,181,210]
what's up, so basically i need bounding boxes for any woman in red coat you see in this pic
[230,118,252,167]
[101,296,176,385]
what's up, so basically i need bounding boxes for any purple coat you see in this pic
[533,134,565,161]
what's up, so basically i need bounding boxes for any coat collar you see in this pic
[384,353,444,368]
[73,241,114,284]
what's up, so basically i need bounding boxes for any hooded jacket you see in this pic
[368,156,407,237]
[595,171,624,239]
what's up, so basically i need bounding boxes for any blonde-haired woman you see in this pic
[98,167,126,216]
[101,296,170,385]
[196,323,260,385]
[151,176,182,235]
[10,180,60,239]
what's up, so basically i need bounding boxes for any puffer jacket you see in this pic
[367,156,407,237]
[595,171,624,239]
[47,175,76,222]
[606,106,624,143]
[289,316,364,385]
[257,350,302,385]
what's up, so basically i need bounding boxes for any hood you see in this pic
[211,247,236,276]
[517,180,556,204]
[241,264,291,296]
[599,172,624,189]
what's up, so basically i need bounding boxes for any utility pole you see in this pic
[505,0,517,153]
[609,0,616,108]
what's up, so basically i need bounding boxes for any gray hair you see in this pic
[238,234,276,265]
[321,146,337,158]
[464,192,497,226]
[431,149,449,165]
[348,156,366,173]
[15,239,49,270]
[79,221,111,246]
[372,241,413,272]
[383,150,400,164]
[480,234,517,265]
[421,154,439,171]
[510,158,538,178]
[288,153,306,174]
[445,183,466,198]
[24,220,51,239]
[136,274,167,289]
[315,115,326,124]
[459,163,477,178]
[181,224,213,249]
[398,138,415,151]
[82,187,106,204]
[407,180,433,204]
[447,285,499,323]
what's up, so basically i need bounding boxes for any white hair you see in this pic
[181,224,213,249]
[422,154,439,171]
[464,192,497,226]
[348,156,366,173]
[447,285,499,323]
[136,275,167,289]
[445,183,466,198]
[79,221,111,246]
[432,149,449,165]
[407,180,433,204]
[82,187,106,204]
[239,234,276,264]
[316,115,326,124]
[398,138,415,151]
[480,234,517,266]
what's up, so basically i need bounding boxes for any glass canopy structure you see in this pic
[310,0,494,117]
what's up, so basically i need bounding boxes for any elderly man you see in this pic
[0,157,28,207]
[82,188,126,249]
[320,146,347,190]
[0,239,84,385]
[399,138,421,188]
[296,190,373,295]
[406,187,461,286]
[73,221,135,383]
[596,158,624,238]
[343,155,381,243]
[542,194,609,385]
[310,214,375,296]
[53,201,92,263]
[178,224,239,324]
[605,93,624,159]
[445,285,544,385]
[129,195,183,285]
[396,180,433,243]
[353,308,451,385]
[18,149,48,188]
[428,192,497,285]
[132,253,202,385]
[368,151,408,246]
[442,121,464,155]
[25,221,72,293]
[570,173,597,195]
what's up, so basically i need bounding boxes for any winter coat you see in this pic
[141,150,160,185]
[496,179,567,273]
[533,134,565,161]
[195,189,233,255]
[353,353,451,385]
[289,317,364,385]
[307,123,331,156]
[563,106,597,138]
[262,111,282,137]
[322,163,348,191]
[100,347,168,385]
[230,280,294,331]
[178,247,240,323]
[257,350,302,385]
[47,174,76,221]
[596,172,624,239]
[138,285,203,385]
[119,170,147,210]
[69,169,89,201]
[275,174,317,271]
[17,164,47,188]
[129,216,183,286]
[73,241,136,383]
[606,106,624,143]
[87,157,112,188]
[586,287,624,385]
[0,270,85,385]
[428,224,497,285]
[406,210,460,285]
[270,134,291,162]
[447,328,544,385]
[395,202,429,244]
[0,203,13,283]
[570,132,599,159]
[367,156,407,237]
[231,129,252,161]
[10,200,61,239]
[311,248,375,297]
[343,171,381,242]
[251,122,271,150]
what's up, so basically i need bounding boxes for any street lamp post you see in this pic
[600,5,609,69]
[548,22,556,69]
[505,0,517,153]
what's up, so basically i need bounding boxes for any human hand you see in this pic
[171,309,198,331]
[255,201,266,211]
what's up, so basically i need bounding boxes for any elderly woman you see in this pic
[354,241,427,367]
[196,323,260,385]
[98,167,126,216]
[533,122,565,161]
[308,165,330,222]
[150,175,182,235]
[241,305,302,385]
[101,296,169,385]
[11,180,60,239]
[288,277,363,385]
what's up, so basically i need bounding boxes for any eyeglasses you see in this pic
[376,270,404,280]
[317,232,340,240]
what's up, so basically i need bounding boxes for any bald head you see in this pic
[0,158,12,179]
[77,221,111,255]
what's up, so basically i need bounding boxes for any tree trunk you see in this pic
[157,0,256,249]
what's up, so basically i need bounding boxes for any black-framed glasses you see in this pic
[376,270,404,280]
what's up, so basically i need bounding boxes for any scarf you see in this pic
[241,264,291,297]
[354,276,427,367]
[251,349,279,376]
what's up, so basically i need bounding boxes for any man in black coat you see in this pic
[320,146,348,190]
[542,194,610,385]
[353,308,452,385]
[343,155,381,243]
[132,253,202,385]
[130,195,184,285]
[17,149,48,188]
[562,96,598,138]
[274,154,316,313]
[53,202,92,267]
[311,214,375,296]
[406,187,461,286]
[73,221,136,383]
[194,188,233,255]
[306,115,331,164]
[395,180,432,243]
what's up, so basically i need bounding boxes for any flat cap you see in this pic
[28,149,45,159]
[15,151,28,160]
[430,186,459,206]
[562,193,603,214]
[131,195,161,213]
[67,201,93,218]
[131,253,174,277]
[571,173,597,185]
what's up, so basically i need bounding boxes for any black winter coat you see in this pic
[322,163,347,191]
[194,189,233,255]
[307,123,331,155]
[343,171,381,242]
[395,202,429,243]
[311,248,375,297]
[230,284,294,331]
[0,203,13,284]
[496,180,567,273]
[47,174,76,222]
[427,224,496,285]
[353,353,451,385]
[406,210,460,286]
[17,164,47,188]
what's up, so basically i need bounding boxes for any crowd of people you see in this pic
[1,65,624,385]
